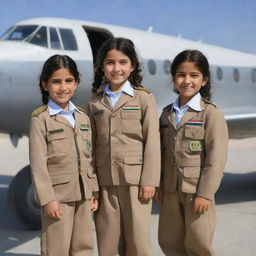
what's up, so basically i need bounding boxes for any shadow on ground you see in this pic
[0,174,40,255]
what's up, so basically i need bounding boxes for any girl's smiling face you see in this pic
[42,68,78,110]
[102,49,134,92]
[173,61,208,106]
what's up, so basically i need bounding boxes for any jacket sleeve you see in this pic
[196,107,228,200]
[29,116,56,206]
[140,93,161,187]
[87,103,99,196]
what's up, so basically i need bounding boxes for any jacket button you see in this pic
[111,113,115,118]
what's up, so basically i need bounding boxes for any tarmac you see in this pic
[0,133,256,256]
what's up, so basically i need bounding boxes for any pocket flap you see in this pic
[185,127,204,139]
[124,156,143,165]
[121,111,141,119]
[50,175,71,185]
[183,167,200,178]
[48,132,67,141]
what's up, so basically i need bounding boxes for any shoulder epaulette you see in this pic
[77,106,86,113]
[31,105,47,117]
[133,86,151,94]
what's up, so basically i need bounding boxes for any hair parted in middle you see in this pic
[92,37,143,93]
[171,49,212,100]
[39,54,80,104]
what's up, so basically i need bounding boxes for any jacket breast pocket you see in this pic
[81,133,92,157]
[47,132,69,154]
[121,111,142,134]
[184,126,204,154]
[123,156,143,184]
[185,126,204,139]
[181,167,200,194]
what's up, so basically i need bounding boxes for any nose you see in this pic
[113,62,121,72]
[59,81,67,91]
[184,75,191,84]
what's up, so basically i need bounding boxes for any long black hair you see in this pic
[92,37,142,93]
[171,50,211,100]
[39,54,80,104]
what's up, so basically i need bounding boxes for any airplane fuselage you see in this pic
[0,17,256,138]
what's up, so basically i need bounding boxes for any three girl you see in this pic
[29,55,98,256]
[88,37,161,255]
[157,50,228,256]
[30,42,227,256]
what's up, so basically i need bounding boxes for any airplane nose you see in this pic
[0,40,46,134]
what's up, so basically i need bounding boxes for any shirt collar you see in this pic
[48,99,80,116]
[172,93,202,112]
[104,80,134,97]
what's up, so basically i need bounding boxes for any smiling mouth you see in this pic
[111,74,123,77]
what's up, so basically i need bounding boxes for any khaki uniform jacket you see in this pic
[160,99,228,200]
[29,106,99,206]
[88,86,161,187]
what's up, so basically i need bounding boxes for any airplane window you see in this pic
[233,68,239,82]
[59,28,78,50]
[251,69,256,83]
[163,60,171,74]
[148,59,157,75]
[0,25,38,41]
[29,26,48,47]
[50,27,61,49]
[216,67,223,80]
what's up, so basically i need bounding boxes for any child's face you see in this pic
[42,68,78,110]
[173,61,208,105]
[102,49,134,91]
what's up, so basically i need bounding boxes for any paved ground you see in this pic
[0,133,256,256]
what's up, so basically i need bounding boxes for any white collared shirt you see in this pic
[104,80,134,107]
[47,99,81,128]
[172,93,202,127]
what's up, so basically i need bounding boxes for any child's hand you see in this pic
[192,196,210,214]
[90,197,98,212]
[43,200,62,219]
[154,189,164,204]
[139,186,155,201]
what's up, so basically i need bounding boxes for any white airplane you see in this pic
[0,17,256,229]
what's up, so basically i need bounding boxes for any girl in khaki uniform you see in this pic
[156,50,228,256]
[88,37,161,256]
[29,55,98,256]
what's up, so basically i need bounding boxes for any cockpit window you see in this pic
[0,24,78,51]
[59,28,78,50]
[29,26,48,47]
[0,25,38,40]
[50,27,61,49]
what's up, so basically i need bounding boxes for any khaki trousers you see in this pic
[158,191,216,256]
[41,200,94,256]
[95,186,153,256]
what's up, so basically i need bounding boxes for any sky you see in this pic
[0,0,255,54]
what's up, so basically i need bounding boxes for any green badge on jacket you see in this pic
[189,140,202,152]
[85,141,92,152]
